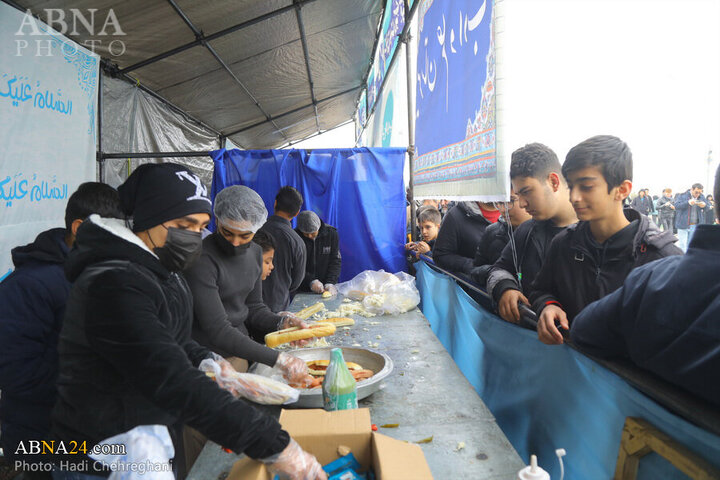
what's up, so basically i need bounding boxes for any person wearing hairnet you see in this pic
[52,164,325,480]
[185,185,310,379]
[295,211,342,296]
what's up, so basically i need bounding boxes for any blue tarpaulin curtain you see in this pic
[210,148,407,282]
[415,261,720,479]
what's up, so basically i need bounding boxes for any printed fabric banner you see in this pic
[367,0,405,114]
[413,0,507,200]
[210,148,408,282]
[0,3,98,279]
[415,262,720,479]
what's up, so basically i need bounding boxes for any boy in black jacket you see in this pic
[530,135,682,345]
[487,143,578,323]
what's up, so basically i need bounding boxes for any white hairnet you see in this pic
[213,185,267,233]
[297,211,321,233]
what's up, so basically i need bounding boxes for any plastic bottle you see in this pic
[322,348,358,411]
[517,455,550,480]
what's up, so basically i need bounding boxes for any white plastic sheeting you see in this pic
[101,75,218,187]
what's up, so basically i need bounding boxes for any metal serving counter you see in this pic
[188,293,525,479]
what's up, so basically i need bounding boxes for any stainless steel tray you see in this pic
[252,347,393,408]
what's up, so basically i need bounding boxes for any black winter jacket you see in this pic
[571,225,720,406]
[260,215,306,312]
[656,196,675,220]
[433,202,493,275]
[53,216,289,473]
[295,221,342,289]
[470,220,510,287]
[529,209,682,321]
[486,219,567,301]
[0,228,69,461]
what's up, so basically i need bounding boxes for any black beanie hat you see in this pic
[117,163,212,232]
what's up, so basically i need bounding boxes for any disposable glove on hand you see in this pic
[262,438,327,480]
[310,280,324,293]
[275,352,311,386]
[323,284,337,296]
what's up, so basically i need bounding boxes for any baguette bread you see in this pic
[317,317,355,327]
[265,323,336,348]
[294,302,326,320]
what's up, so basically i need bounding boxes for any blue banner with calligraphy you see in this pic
[414,0,504,200]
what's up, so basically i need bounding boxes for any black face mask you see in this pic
[215,232,252,256]
[153,226,203,272]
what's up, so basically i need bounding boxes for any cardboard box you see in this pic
[229,408,433,480]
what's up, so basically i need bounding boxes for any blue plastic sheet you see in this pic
[210,148,407,282]
[415,261,720,479]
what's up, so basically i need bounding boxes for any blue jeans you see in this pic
[676,224,697,252]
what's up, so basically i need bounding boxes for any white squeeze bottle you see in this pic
[517,455,550,480]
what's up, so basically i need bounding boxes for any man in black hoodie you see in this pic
[0,183,122,478]
[530,136,682,345]
[486,144,578,323]
[295,210,342,295]
[53,164,325,479]
[259,186,307,312]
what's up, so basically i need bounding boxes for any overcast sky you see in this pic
[501,0,720,196]
[297,0,719,197]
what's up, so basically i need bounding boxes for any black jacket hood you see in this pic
[65,215,168,282]
[11,228,69,268]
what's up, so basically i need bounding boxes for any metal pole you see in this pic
[97,72,104,183]
[403,1,417,240]
[102,151,212,159]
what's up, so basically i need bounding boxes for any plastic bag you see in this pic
[336,270,420,315]
[200,358,299,405]
[89,425,174,480]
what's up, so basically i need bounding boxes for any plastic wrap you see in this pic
[336,270,420,315]
[200,357,299,405]
[88,425,174,480]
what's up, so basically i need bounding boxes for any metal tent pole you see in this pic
[97,72,104,183]
[102,151,212,159]
[403,0,418,239]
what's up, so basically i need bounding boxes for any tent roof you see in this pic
[15,0,383,148]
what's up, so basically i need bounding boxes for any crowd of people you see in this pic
[0,165,340,479]
[406,136,719,407]
[1,137,717,479]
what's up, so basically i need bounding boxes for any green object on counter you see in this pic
[322,348,358,411]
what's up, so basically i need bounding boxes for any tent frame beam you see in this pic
[294,0,321,132]
[165,0,288,143]
[223,85,360,137]
[119,0,318,74]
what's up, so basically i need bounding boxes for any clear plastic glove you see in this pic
[262,438,326,480]
[310,279,324,294]
[207,354,240,395]
[275,352,311,387]
[323,284,338,296]
[277,314,310,347]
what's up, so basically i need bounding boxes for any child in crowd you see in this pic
[530,135,682,345]
[253,229,276,280]
[405,206,441,260]
[487,143,577,324]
